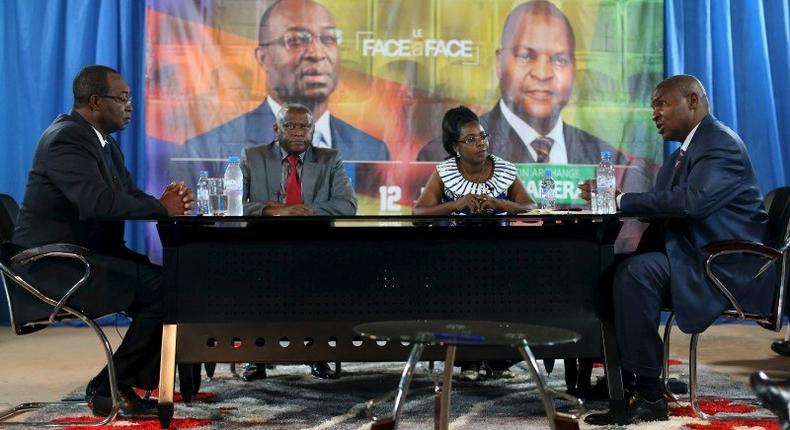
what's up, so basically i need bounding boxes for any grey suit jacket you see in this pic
[240,142,357,216]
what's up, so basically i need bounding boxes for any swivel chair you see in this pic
[0,193,120,426]
[661,186,790,420]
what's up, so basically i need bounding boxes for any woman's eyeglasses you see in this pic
[457,131,489,145]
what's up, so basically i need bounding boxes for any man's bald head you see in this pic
[656,75,709,111]
[500,0,575,53]
[651,74,710,141]
[258,0,332,43]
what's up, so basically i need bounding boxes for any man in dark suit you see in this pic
[175,0,389,187]
[240,103,355,379]
[581,75,774,424]
[12,65,194,418]
[418,0,621,165]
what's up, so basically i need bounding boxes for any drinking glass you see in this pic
[208,178,227,216]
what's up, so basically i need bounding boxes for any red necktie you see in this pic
[673,149,686,173]
[285,154,302,205]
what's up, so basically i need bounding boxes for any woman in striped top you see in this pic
[413,106,534,216]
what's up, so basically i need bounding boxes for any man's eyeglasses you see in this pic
[457,131,489,145]
[98,94,132,105]
[259,29,343,50]
[281,122,313,131]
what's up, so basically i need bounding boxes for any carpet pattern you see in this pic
[14,360,779,430]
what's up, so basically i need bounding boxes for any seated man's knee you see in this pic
[613,253,667,301]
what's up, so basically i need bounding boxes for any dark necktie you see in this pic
[530,136,554,163]
[101,142,114,172]
[673,149,686,173]
[285,154,302,205]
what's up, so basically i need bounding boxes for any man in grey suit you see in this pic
[241,103,356,217]
[417,0,621,165]
[240,103,355,379]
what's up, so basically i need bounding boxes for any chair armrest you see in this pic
[703,240,782,259]
[703,240,783,321]
[10,244,91,265]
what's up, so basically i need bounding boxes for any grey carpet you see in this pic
[16,360,777,429]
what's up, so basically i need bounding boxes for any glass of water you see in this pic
[208,178,227,216]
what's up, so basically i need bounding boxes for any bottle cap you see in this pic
[600,151,611,159]
[198,170,208,177]
[227,156,240,163]
[544,169,551,176]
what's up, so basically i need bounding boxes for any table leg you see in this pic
[518,343,560,430]
[436,345,456,430]
[158,324,177,429]
[370,342,425,430]
[601,320,626,422]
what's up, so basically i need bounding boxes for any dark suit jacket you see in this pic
[417,101,623,164]
[174,101,390,187]
[13,111,167,254]
[10,111,167,324]
[240,142,356,216]
[620,113,773,333]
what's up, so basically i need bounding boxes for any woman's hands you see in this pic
[455,194,504,214]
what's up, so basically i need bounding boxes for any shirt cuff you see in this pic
[616,193,624,209]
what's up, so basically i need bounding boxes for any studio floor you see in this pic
[0,323,788,410]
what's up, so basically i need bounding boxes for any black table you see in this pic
[355,320,582,430]
[155,214,627,428]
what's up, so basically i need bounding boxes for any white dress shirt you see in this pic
[498,99,567,164]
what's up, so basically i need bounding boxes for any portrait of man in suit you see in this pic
[176,0,390,187]
[417,0,621,164]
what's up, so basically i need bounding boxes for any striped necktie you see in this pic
[530,136,554,163]
[673,149,686,173]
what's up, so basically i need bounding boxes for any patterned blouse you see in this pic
[437,154,518,215]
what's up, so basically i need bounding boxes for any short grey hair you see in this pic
[275,103,314,127]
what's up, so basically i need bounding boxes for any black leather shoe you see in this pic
[772,340,790,357]
[751,371,790,430]
[310,361,339,379]
[91,385,158,419]
[242,363,267,381]
[584,393,668,425]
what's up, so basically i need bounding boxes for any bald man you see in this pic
[582,75,774,425]
[176,0,389,187]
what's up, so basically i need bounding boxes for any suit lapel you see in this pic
[264,143,283,201]
[301,147,319,203]
[484,103,534,163]
[669,114,714,187]
[69,111,115,184]
[564,124,597,164]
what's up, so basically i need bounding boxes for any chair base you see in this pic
[663,312,780,421]
[0,400,116,427]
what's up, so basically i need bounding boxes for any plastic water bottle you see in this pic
[196,170,210,215]
[596,151,616,214]
[540,169,556,210]
[224,156,243,216]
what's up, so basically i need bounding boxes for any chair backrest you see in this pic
[0,194,48,335]
[763,186,790,330]
[0,193,18,242]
